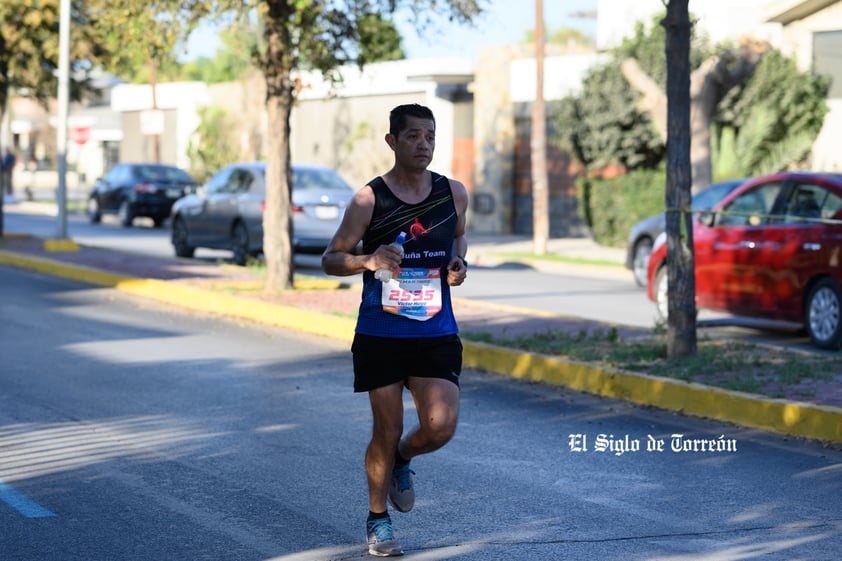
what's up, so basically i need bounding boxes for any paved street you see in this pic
[2,266,841,560]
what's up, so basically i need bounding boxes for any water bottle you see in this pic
[374,231,406,282]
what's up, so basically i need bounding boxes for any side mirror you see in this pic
[697,211,716,227]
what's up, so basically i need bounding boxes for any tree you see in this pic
[0,0,107,235]
[89,0,213,161]
[186,106,240,182]
[555,12,827,247]
[176,20,262,83]
[622,35,768,193]
[662,0,695,358]
[524,26,594,51]
[357,13,406,65]
[0,0,106,122]
[713,49,829,179]
[221,1,486,291]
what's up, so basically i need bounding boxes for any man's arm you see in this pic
[446,179,469,287]
[321,186,403,277]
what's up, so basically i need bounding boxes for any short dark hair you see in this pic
[389,104,435,137]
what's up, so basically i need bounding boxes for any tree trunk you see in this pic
[663,0,696,358]
[0,56,7,237]
[531,0,549,255]
[262,1,294,291]
[687,58,722,193]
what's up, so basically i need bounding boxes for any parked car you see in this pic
[170,162,355,265]
[625,178,746,286]
[646,171,842,349]
[87,163,197,228]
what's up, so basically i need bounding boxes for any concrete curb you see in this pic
[3,248,841,444]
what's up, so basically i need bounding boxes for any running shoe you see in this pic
[388,462,415,513]
[366,516,403,557]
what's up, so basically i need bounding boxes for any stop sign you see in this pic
[70,126,90,146]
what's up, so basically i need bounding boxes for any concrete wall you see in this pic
[290,58,474,193]
[292,92,420,189]
[471,45,602,235]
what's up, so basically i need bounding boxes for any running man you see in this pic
[322,103,469,556]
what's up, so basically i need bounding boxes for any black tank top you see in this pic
[355,172,459,337]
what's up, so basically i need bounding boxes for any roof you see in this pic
[764,0,840,23]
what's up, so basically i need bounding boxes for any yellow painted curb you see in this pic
[462,342,842,443]
[115,278,356,344]
[0,250,131,286]
[44,239,80,252]
[3,248,842,444]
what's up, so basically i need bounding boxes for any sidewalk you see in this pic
[1,231,841,444]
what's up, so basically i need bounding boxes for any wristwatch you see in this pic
[456,255,468,268]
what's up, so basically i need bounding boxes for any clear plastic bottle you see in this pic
[374,231,406,282]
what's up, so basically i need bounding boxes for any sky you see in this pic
[182,1,598,63]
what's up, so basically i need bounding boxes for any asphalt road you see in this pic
[2,265,841,560]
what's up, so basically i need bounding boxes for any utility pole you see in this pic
[531,0,549,255]
[56,0,70,239]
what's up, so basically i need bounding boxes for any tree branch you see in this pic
[621,58,668,140]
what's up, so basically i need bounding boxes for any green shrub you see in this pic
[578,167,666,247]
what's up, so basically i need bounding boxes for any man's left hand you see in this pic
[446,257,467,286]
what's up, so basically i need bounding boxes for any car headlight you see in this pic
[652,231,667,253]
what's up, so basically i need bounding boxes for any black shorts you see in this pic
[352,333,462,393]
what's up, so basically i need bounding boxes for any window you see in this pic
[781,183,842,223]
[814,31,842,99]
[227,169,254,193]
[293,167,353,192]
[206,167,233,194]
[716,182,783,227]
[782,183,824,222]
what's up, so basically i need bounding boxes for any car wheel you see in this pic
[632,238,653,287]
[231,222,250,266]
[118,200,134,227]
[654,265,669,321]
[171,217,195,259]
[87,197,101,224]
[805,277,842,349]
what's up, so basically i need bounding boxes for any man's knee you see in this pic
[421,413,458,447]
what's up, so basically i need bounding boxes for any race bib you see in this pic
[381,267,443,321]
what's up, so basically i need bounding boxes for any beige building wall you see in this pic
[291,93,420,189]
[119,109,178,164]
[769,1,842,70]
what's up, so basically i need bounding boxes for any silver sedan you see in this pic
[170,161,355,265]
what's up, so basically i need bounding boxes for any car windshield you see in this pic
[692,179,744,210]
[257,166,353,192]
[136,165,194,183]
[293,167,353,191]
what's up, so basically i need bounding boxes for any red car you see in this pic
[647,171,842,349]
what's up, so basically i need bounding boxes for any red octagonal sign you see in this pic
[70,126,90,146]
